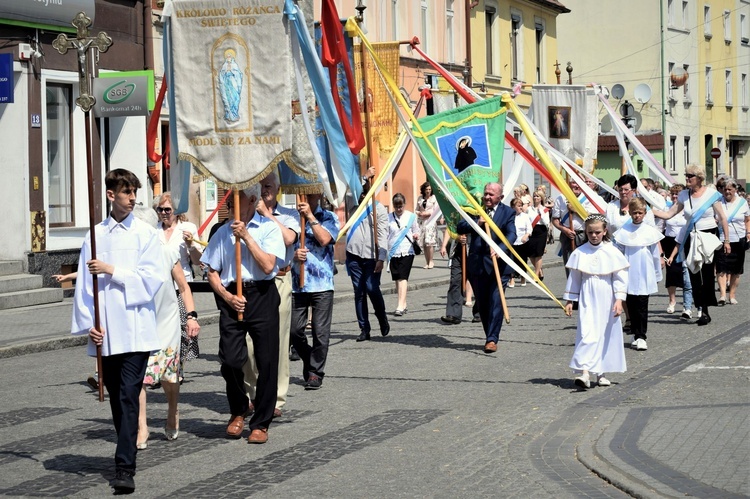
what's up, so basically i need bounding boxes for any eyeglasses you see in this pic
[156,207,173,214]
[685,174,696,179]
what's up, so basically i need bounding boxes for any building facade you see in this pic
[557,0,749,189]
[0,0,154,285]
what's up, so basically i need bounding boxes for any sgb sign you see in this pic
[92,76,148,117]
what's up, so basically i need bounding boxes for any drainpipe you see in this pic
[660,0,667,169]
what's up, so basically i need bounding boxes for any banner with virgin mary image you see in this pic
[165,0,292,187]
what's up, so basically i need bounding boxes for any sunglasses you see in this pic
[685,174,696,179]
[156,207,173,214]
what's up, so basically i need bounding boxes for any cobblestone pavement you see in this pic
[0,259,748,498]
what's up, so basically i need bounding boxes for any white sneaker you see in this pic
[574,372,590,389]
[681,309,692,320]
[632,338,648,351]
[666,302,675,314]
[597,375,611,387]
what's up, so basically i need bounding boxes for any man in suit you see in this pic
[456,182,517,353]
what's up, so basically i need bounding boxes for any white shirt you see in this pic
[678,188,719,231]
[528,205,550,227]
[719,197,750,242]
[513,212,533,245]
[664,211,687,239]
[553,192,605,231]
[158,220,201,283]
[71,213,164,357]
[387,210,420,257]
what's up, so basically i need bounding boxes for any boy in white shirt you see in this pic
[71,169,164,494]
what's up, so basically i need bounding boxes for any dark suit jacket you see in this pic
[456,203,517,277]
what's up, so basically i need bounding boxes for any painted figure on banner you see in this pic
[549,106,570,139]
[218,48,243,123]
[454,136,478,173]
[437,124,491,184]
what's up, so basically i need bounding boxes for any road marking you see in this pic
[684,363,750,372]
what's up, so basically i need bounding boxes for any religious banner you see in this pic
[531,85,598,171]
[413,97,507,233]
[165,0,292,187]
[354,41,401,156]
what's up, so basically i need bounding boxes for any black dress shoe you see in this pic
[356,331,371,342]
[441,315,461,324]
[472,315,481,323]
[696,315,711,326]
[381,322,390,337]
[289,346,300,361]
[110,469,135,494]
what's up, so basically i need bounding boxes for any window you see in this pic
[684,137,690,166]
[682,1,689,28]
[421,0,428,54]
[446,0,454,63]
[726,69,733,106]
[741,13,749,44]
[742,73,748,108]
[511,12,522,81]
[723,10,731,42]
[535,20,545,83]
[485,7,496,75]
[46,83,75,227]
[669,136,677,171]
[706,66,713,104]
[205,179,218,211]
[668,0,675,26]
[704,5,712,38]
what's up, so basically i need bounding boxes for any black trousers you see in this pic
[101,351,149,474]
[626,294,650,340]
[290,290,334,380]
[217,280,280,431]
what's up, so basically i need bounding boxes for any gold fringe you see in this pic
[179,150,292,190]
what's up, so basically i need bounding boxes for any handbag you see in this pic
[574,230,587,247]
[394,216,421,255]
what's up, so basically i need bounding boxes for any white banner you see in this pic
[166,0,292,187]
[531,85,598,171]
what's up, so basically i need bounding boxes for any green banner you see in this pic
[413,97,507,233]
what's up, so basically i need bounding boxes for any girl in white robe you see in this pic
[613,198,664,352]
[564,214,629,389]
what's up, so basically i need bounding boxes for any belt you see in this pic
[276,265,291,277]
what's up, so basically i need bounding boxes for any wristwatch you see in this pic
[308,219,320,226]
[186,311,198,320]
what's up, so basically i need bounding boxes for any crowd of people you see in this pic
[68,165,748,494]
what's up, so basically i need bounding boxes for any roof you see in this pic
[598,133,664,151]
[530,0,571,14]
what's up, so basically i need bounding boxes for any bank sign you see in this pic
[92,76,149,118]
[0,0,95,30]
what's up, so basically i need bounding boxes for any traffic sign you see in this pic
[710,147,721,159]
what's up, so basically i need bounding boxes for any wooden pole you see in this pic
[359,39,378,255]
[234,190,243,321]
[461,243,467,294]
[297,194,306,289]
[84,109,104,402]
[484,224,510,324]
